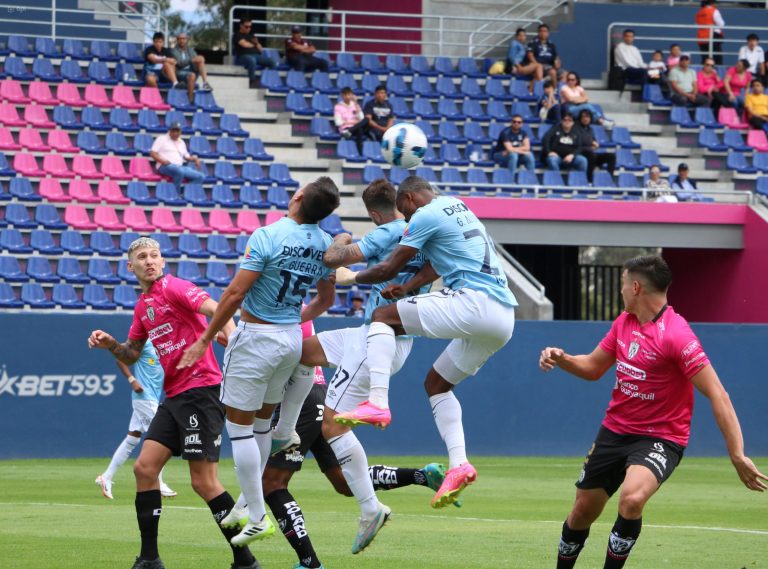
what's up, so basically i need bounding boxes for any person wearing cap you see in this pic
[150,123,204,190]
[671,163,698,192]
[233,17,276,84]
[345,294,365,317]
[171,32,212,102]
[285,25,328,72]
[668,54,709,107]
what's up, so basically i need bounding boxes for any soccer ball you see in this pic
[381,123,428,169]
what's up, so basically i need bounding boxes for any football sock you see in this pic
[208,491,256,567]
[369,465,425,490]
[366,322,396,409]
[328,431,379,518]
[603,515,642,569]
[226,420,266,524]
[253,417,272,474]
[135,489,162,560]
[557,521,590,569]
[104,434,140,480]
[265,488,322,568]
[273,364,314,439]
[429,391,468,469]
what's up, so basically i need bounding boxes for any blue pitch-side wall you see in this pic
[0,314,766,459]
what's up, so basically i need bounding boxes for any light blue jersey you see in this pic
[132,341,164,402]
[399,196,518,308]
[357,219,429,324]
[240,217,333,323]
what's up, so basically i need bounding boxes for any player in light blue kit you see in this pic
[96,340,176,500]
[332,175,518,509]
[179,176,340,548]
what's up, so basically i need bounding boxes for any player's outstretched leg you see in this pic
[97,433,141,499]
[368,463,464,508]
[271,364,314,454]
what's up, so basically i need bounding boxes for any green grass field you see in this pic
[1,456,765,569]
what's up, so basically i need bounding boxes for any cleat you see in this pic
[231,515,275,547]
[271,429,301,456]
[334,401,391,430]
[431,463,477,509]
[351,502,391,554]
[230,561,262,569]
[421,463,463,508]
[95,474,113,500]
[220,504,249,529]
[131,557,165,569]
[159,483,177,498]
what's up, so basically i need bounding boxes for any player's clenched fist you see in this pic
[539,347,565,371]
[88,329,116,350]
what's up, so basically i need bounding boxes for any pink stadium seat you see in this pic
[129,157,161,181]
[64,204,98,230]
[180,209,212,233]
[56,83,86,107]
[719,108,749,130]
[151,208,183,232]
[28,82,58,105]
[747,129,768,152]
[24,105,55,128]
[39,179,71,202]
[97,180,130,204]
[112,85,143,110]
[72,155,105,179]
[48,129,79,153]
[0,127,20,150]
[236,210,261,233]
[123,207,154,231]
[68,179,100,203]
[264,211,285,226]
[19,127,51,151]
[84,84,115,108]
[139,87,170,110]
[0,79,30,103]
[0,102,26,126]
[101,156,132,180]
[94,206,127,230]
[43,154,75,178]
[209,210,240,234]
[13,153,45,176]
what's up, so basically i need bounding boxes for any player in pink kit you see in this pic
[87,237,260,569]
[539,255,766,569]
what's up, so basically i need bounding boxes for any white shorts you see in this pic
[221,321,303,410]
[318,325,413,413]
[397,287,515,384]
[129,399,159,433]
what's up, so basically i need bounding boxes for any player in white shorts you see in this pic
[331,175,518,509]
[95,340,176,500]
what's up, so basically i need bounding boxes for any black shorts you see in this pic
[267,383,338,473]
[575,426,684,497]
[145,385,225,462]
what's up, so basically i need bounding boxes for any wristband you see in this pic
[128,376,137,383]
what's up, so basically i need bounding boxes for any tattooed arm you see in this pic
[323,233,366,269]
[88,330,146,365]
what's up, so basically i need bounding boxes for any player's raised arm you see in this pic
[539,345,615,381]
[353,244,419,285]
[88,329,146,365]
[323,233,365,269]
[301,277,336,322]
[691,365,768,492]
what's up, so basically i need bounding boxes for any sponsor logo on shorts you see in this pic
[189,414,199,428]
[284,449,304,463]
[185,433,201,446]
[616,360,646,381]
[214,435,222,448]
[148,323,173,341]
[0,367,116,398]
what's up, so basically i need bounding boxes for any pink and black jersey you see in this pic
[301,319,325,385]
[598,306,710,446]
[129,274,220,398]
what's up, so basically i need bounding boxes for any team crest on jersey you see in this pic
[147,306,155,322]
[628,341,640,359]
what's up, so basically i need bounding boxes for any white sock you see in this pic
[429,392,468,469]
[273,364,314,439]
[366,322,396,409]
[329,431,379,518]
[226,420,266,523]
[234,491,247,510]
[103,434,140,480]
[252,417,272,475]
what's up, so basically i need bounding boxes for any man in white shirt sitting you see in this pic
[738,33,766,84]
[150,122,204,190]
[614,29,647,86]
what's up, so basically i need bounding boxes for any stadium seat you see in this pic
[105,132,133,156]
[244,138,274,161]
[0,180,8,201]
[196,91,225,113]
[310,92,334,116]
[460,76,484,100]
[205,286,223,302]
[149,233,181,258]
[747,130,768,152]
[363,140,386,163]
[139,86,170,111]
[752,152,768,173]
[94,206,127,230]
[31,229,63,254]
[30,57,62,84]
[111,85,143,110]
[463,99,490,121]
[235,235,249,255]
[467,168,493,193]
[166,89,195,112]
[386,75,413,97]
[415,120,440,143]
[698,128,728,152]
[60,60,89,83]
[0,228,32,253]
[593,170,616,188]
[35,204,67,229]
[642,83,672,106]
[88,61,117,85]
[4,56,33,81]
[438,99,465,120]
[309,117,339,140]
[84,284,117,310]
[119,232,140,252]
[24,105,55,129]
[335,71,361,96]
[336,53,362,73]
[82,107,111,131]
[68,179,100,203]
[207,234,238,259]
[491,168,515,192]
[726,151,757,174]
[122,206,153,232]
[241,185,269,208]
[616,149,644,172]
[410,55,436,76]
[361,53,387,74]
[237,210,262,232]
[114,285,138,308]
[617,172,641,188]
[413,97,440,120]
[192,112,222,135]
[669,106,698,128]
[319,213,346,236]
[90,231,121,256]
[28,81,58,105]
[719,107,749,130]
[0,102,25,126]
[13,153,45,177]
[9,177,41,201]
[414,166,438,183]
[0,151,14,176]
[434,56,459,77]
[286,92,311,114]
[438,122,467,144]
[177,261,208,286]
[34,37,58,58]
[0,254,29,281]
[133,133,154,155]
[612,127,641,149]
[214,161,244,185]
[57,257,89,284]
[137,109,165,133]
[483,77,511,101]
[129,157,162,181]
[189,135,217,159]
[179,234,209,258]
[388,167,409,184]
[267,186,291,208]
[723,129,751,152]
[63,38,88,60]
[206,262,232,286]
[639,150,669,172]
[73,154,105,179]
[53,283,86,309]
[0,79,30,103]
[110,107,139,132]
[390,97,416,119]
[217,138,247,160]
[209,210,240,234]
[259,69,285,92]
[84,84,114,108]
[43,154,75,178]
[386,54,409,75]
[88,258,120,285]
[411,75,437,98]
[48,130,79,153]
[184,184,214,207]
[440,143,469,166]
[269,163,299,187]
[421,144,441,166]
[436,76,462,99]
[0,282,23,308]
[118,42,143,63]
[156,182,185,205]
[242,162,271,185]
[8,35,35,57]
[220,114,249,138]
[91,40,117,61]
[117,259,139,284]
[180,209,212,233]
[694,107,722,128]
[53,105,85,129]
[126,181,157,205]
[310,71,335,95]
[22,283,55,309]
[464,122,492,144]
[285,70,313,94]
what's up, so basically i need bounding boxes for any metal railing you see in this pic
[228,5,541,59]
[495,243,547,300]
[668,0,768,6]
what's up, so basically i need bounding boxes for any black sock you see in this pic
[556,520,590,569]
[207,491,256,567]
[265,489,321,569]
[368,465,425,490]
[603,515,642,569]
[135,490,162,561]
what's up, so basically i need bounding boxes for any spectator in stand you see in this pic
[738,34,765,82]
[527,24,561,85]
[492,114,536,175]
[363,85,394,142]
[538,80,560,123]
[345,294,365,318]
[745,78,768,129]
[695,0,725,65]
[334,87,367,154]
[507,28,544,94]
[645,164,677,202]
[541,114,587,172]
[150,122,204,190]
[285,25,328,73]
[697,57,728,114]
[667,44,682,70]
[613,29,647,86]
[233,18,276,85]
[144,32,180,89]
[647,50,667,84]
[576,109,616,184]
[668,54,709,107]
[560,72,613,126]
[721,59,752,116]
[671,162,698,192]
[171,32,212,101]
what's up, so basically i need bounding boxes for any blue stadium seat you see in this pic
[163,110,190,134]
[310,117,339,140]
[511,102,538,123]
[436,76,462,99]
[385,54,409,75]
[327,293,349,315]
[156,182,186,205]
[694,107,722,128]
[410,56,437,76]
[591,125,616,149]
[91,40,118,62]
[462,99,490,121]
[4,56,33,80]
[0,282,23,308]
[84,284,117,310]
[642,84,672,106]
[0,255,28,281]
[113,284,138,308]
[35,37,58,58]
[147,235,180,258]
[10,178,41,201]
[235,235,249,255]
[63,38,89,60]
[88,258,121,284]
[335,72,361,95]
[485,77,513,101]
[434,56,459,77]
[167,89,195,111]
[567,170,590,188]
[179,234,209,258]
[389,97,415,119]
[6,203,35,228]
[363,140,386,163]
[242,163,271,185]
[726,151,757,174]
[337,53,362,73]
[118,42,143,63]
[212,184,243,208]
[88,61,117,85]
[617,172,641,188]
[119,232,140,253]
[611,127,641,149]
[753,152,768,173]
[60,60,89,83]
[90,231,121,256]
[207,234,238,259]
[214,161,244,185]
[337,139,364,162]
[204,286,223,302]
[117,260,139,284]
[61,230,93,254]
[639,150,669,171]
[54,105,85,130]
[592,170,616,188]
[386,75,413,97]
[438,99,465,121]
[1,228,32,253]
[511,79,537,102]
[269,163,299,187]
[440,167,464,193]
[411,75,437,98]
[669,106,698,128]
[464,122,492,144]
[319,213,346,236]
[22,283,55,309]
[127,181,157,205]
[137,109,165,133]
[74,131,104,157]
[184,184,215,206]
[244,138,274,161]
[267,186,291,209]
[32,58,62,82]
[543,170,566,191]
[458,57,484,78]
[105,132,134,156]
[440,143,469,166]
[415,120,440,143]
[8,35,35,57]
[217,138,247,160]
[414,166,438,183]
[57,257,89,284]
[285,70,313,93]
[259,69,286,92]
[220,114,249,137]
[0,153,14,176]
[116,62,142,86]
[438,122,467,144]
[109,107,139,132]
[361,73,380,95]
[30,229,63,254]
[421,144,441,165]
[361,53,387,74]
[492,168,515,191]
[467,168,493,193]
[194,91,224,113]
[756,177,768,197]
[460,77,484,99]
[206,262,231,286]
[177,261,208,286]
[311,71,336,94]
[0,180,8,201]
[723,130,751,152]
[82,107,110,131]
[413,97,440,120]
[616,149,644,172]
[262,48,283,69]
[363,164,386,184]
[192,112,222,135]
[189,135,218,159]
[310,92,334,116]
[465,143,494,167]
[388,167,409,184]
